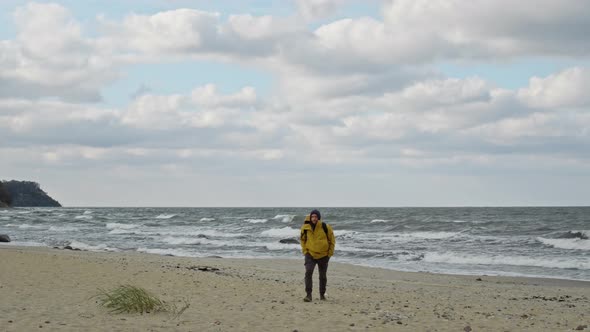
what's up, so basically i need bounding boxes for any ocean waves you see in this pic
[424,252,590,270]
[1,207,589,281]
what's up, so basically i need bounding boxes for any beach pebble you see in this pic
[575,325,588,331]
[0,234,10,242]
[464,326,472,332]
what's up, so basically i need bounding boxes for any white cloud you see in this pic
[295,0,347,21]
[380,77,492,110]
[190,84,257,109]
[0,3,118,102]
[382,0,590,58]
[518,67,590,109]
[1,2,590,207]
[120,84,257,130]
[100,9,300,60]
[103,9,220,54]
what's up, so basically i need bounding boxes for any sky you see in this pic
[1,0,589,207]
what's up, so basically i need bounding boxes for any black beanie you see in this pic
[310,209,321,220]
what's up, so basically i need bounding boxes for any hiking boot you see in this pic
[320,294,326,301]
[303,295,312,302]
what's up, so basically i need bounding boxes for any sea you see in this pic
[1,207,589,281]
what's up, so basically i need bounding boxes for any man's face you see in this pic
[310,214,319,224]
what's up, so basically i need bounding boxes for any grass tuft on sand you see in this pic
[95,285,188,315]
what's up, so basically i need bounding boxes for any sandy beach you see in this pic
[0,245,588,331]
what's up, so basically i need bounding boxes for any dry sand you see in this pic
[0,245,588,331]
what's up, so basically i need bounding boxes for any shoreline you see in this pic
[2,242,589,285]
[1,245,589,331]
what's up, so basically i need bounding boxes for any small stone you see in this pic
[476,278,482,281]
[350,323,355,326]
[45,321,50,324]
[464,326,472,332]
[397,321,403,325]
[8,320,13,323]
[575,325,588,331]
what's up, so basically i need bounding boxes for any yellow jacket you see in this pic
[300,217,335,259]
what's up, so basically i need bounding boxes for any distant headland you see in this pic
[0,180,61,207]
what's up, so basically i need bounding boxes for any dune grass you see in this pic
[95,284,189,317]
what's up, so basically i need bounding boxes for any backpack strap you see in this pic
[322,222,332,248]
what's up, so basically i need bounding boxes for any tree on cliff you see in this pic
[1,180,61,207]
[0,182,12,206]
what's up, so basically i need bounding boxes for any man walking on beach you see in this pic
[300,209,335,302]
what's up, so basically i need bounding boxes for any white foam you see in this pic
[370,219,390,223]
[424,252,590,270]
[83,210,93,215]
[5,223,45,229]
[49,225,78,232]
[69,240,119,252]
[336,245,384,253]
[408,231,460,239]
[106,223,139,230]
[537,237,590,251]
[160,236,227,246]
[155,214,177,219]
[261,227,299,238]
[1,240,45,247]
[379,231,460,242]
[265,242,300,250]
[245,218,268,224]
[74,215,93,220]
[200,218,216,221]
[273,215,296,223]
[0,216,11,220]
[158,229,246,238]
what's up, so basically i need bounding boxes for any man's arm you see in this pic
[327,225,335,257]
[300,226,309,255]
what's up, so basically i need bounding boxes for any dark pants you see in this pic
[304,254,329,296]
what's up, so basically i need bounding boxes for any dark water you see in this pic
[1,207,589,281]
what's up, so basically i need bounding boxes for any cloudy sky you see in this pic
[1,0,589,207]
